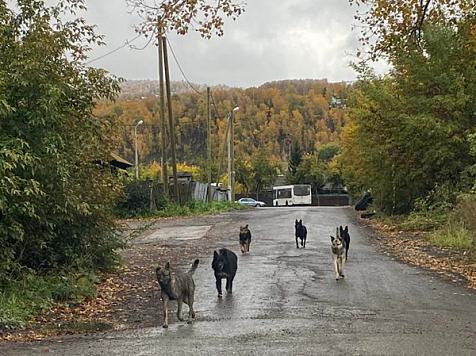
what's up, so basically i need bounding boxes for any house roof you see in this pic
[110,153,133,170]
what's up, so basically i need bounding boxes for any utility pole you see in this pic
[162,36,179,204]
[207,87,212,202]
[230,110,235,203]
[227,112,232,202]
[216,117,229,190]
[227,107,239,202]
[157,23,168,198]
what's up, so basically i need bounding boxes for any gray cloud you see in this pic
[76,0,388,87]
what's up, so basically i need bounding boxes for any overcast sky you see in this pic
[77,0,387,88]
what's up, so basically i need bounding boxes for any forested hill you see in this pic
[96,79,351,167]
[118,80,231,100]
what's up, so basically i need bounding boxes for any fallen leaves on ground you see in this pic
[2,214,237,342]
[361,214,476,290]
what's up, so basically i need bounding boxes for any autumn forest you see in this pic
[95,79,349,172]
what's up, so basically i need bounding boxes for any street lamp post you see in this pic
[134,120,144,179]
[227,107,239,202]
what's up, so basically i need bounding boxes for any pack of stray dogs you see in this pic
[155,221,351,328]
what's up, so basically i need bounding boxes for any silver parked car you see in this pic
[236,197,266,207]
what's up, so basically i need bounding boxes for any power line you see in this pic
[165,36,202,94]
[85,34,142,65]
[209,91,223,121]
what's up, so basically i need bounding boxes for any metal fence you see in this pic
[153,181,227,207]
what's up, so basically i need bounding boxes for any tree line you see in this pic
[94,79,350,170]
[340,2,476,216]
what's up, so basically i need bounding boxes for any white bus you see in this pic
[272,184,312,206]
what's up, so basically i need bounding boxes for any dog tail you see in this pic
[188,259,200,275]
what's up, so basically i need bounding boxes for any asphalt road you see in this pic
[2,207,476,355]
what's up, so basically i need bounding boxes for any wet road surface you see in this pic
[2,207,476,355]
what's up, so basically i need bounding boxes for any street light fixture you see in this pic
[228,107,239,202]
[134,120,144,179]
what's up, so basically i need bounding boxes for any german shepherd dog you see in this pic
[239,224,252,254]
[156,259,200,328]
[295,219,307,248]
[212,248,238,297]
[339,225,350,260]
[331,227,346,281]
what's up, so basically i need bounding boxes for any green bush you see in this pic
[114,180,154,218]
[0,1,124,282]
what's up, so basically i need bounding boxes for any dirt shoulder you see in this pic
[352,210,476,290]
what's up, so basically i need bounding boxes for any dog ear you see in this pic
[213,251,218,259]
[295,219,298,224]
[245,224,248,229]
[331,236,335,242]
[299,219,302,224]
[339,226,343,235]
[165,262,170,270]
[345,226,348,233]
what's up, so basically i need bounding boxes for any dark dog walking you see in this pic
[156,259,199,328]
[212,248,238,297]
[295,219,307,248]
[339,225,350,260]
[239,224,252,254]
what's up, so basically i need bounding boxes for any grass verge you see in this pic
[0,269,99,333]
[154,200,248,218]
[116,199,249,219]
[373,196,475,252]
[427,223,474,250]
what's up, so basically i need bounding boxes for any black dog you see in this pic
[295,219,307,248]
[212,248,238,297]
[339,225,350,259]
[239,224,252,254]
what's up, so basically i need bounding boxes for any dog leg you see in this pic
[226,277,233,293]
[296,236,299,248]
[187,293,194,324]
[177,299,184,322]
[332,255,340,281]
[163,297,169,328]
[240,244,245,254]
[340,256,346,278]
[216,278,223,297]
[303,238,306,248]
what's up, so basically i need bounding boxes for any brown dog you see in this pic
[156,259,199,328]
[239,224,252,254]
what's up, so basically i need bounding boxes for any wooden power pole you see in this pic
[230,110,235,202]
[207,87,212,202]
[157,24,168,198]
[162,36,179,204]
